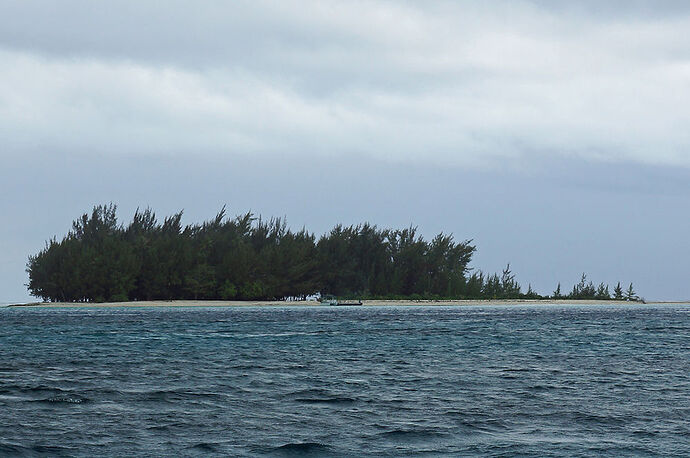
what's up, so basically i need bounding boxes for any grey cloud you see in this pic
[3,42,690,168]
[2,0,690,302]
[525,0,690,18]
[0,1,362,67]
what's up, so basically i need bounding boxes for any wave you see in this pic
[4,306,689,456]
[456,417,510,432]
[32,396,89,404]
[295,397,356,405]
[287,388,358,405]
[202,331,327,339]
[2,385,90,404]
[272,442,332,455]
[16,385,71,394]
[573,411,628,426]
[187,442,219,452]
[377,428,449,441]
[145,422,188,432]
[0,442,72,455]
[0,443,24,455]
[134,388,224,403]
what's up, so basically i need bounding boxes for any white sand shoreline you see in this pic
[6,299,688,308]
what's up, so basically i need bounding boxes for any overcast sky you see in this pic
[2,0,689,302]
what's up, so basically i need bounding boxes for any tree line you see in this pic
[26,205,640,303]
[551,274,639,302]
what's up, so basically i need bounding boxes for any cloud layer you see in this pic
[2,0,690,167]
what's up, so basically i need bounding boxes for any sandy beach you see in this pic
[8,299,684,308]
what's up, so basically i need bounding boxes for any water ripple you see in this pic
[0,303,688,456]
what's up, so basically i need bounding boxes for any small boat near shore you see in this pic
[320,296,363,306]
[335,300,363,306]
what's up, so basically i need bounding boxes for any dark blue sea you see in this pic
[1,304,689,457]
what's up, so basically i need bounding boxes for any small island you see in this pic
[26,204,641,304]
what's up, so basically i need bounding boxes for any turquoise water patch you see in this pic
[1,304,688,456]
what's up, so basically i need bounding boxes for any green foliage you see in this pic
[27,205,477,301]
[219,280,237,300]
[625,283,638,301]
[569,273,597,299]
[613,282,624,300]
[595,282,611,300]
[549,275,635,301]
[524,284,539,299]
[26,205,640,303]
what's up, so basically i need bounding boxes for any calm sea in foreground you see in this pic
[1,304,689,457]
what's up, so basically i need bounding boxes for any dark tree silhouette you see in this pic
[26,205,640,303]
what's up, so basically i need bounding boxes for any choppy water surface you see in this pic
[1,304,689,457]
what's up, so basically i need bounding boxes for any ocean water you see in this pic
[0,304,688,457]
